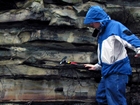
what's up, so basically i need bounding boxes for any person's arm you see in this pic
[134,50,140,57]
[122,32,140,57]
[114,28,140,57]
[84,63,101,70]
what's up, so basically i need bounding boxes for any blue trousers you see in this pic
[96,74,128,105]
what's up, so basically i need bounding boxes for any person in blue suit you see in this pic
[84,6,140,105]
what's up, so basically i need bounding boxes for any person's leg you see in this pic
[105,74,128,105]
[96,77,108,105]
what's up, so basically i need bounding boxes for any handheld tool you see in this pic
[59,56,101,81]
[59,56,77,65]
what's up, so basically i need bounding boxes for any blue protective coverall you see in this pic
[84,6,140,105]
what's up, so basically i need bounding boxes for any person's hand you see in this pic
[84,64,96,70]
[135,54,140,57]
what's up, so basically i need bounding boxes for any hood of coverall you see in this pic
[84,6,111,29]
